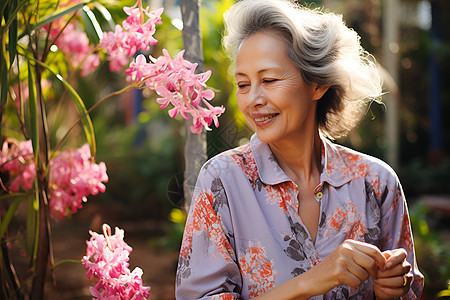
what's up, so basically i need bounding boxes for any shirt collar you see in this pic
[250,133,352,187]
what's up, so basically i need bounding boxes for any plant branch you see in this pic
[52,259,82,269]
[51,84,139,157]
[42,0,62,63]
[42,10,78,63]
[1,236,23,299]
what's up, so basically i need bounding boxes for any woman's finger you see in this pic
[384,248,407,269]
[345,261,370,287]
[378,259,411,278]
[374,272,412,288]
[374,273,413,298]
[345,240,386,272]
[350,249,379,279]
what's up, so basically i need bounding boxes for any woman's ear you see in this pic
[312,84,329,101]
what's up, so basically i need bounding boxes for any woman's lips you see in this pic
[253,113,279,126]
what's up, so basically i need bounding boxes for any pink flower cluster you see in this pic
[0,139,108,220]
[82,224,151,300]
[44,17,99,76]
[101,1,163,71]
[125,50,225,133]
[98,0,224,133]
[48,144,108,219]
[0,139,35,192]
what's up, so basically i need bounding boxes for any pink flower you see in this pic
[1,141,108,218]
[0,139,35,192]
[48,144,108,219]
[124,54,152,82]
[82,225,151,300]
[108,50,130,72]
[43,20,99,77]
[81,54,100,77]
[125,49,225,133]
[100,1,163,71]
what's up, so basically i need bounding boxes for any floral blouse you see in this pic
[176,134,424,299]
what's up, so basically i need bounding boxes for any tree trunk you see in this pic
[382,0,400,170]
[180,0,207,210]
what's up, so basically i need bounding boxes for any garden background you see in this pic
[1,0,449,299]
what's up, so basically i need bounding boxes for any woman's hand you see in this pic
[373,249,413,300]
[253,240,388,300]
[296,239,386,297]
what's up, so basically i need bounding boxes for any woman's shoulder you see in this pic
[331,142,399,183]
[201,142,255,174]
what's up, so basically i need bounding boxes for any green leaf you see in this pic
[17,0,94,40]
[53,72,96,156]
[0,57,7,108]
[1,0,11,19]
[0,194,27,239]
[26,192,38,264]
[8,0,18,66]
[21,52,96,156]
[79,5,102,44]
[93,2,115,31]
[27,61,39,161]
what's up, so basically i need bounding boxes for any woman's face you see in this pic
[235,31,326,145]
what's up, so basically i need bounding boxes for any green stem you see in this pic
[51,84,139,157]
[52,259,82,269]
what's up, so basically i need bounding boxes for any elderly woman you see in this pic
[176,0,424,299]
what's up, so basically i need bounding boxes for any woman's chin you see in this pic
[255,131,281,145]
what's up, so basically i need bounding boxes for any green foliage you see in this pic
[410,203,450,299]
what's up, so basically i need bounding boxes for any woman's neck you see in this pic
[269,127,322,185]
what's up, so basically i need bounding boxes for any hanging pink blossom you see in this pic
[53,22,100,76]
[0,139,35,192]
[99,0,224,133]
[1,140,108,219]
[48,144,108,219]
[42,15,99,77]
[100,1,163,71]
[125,50,225,133]
[82,224,151,300]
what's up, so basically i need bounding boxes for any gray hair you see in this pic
[223,0,383,139]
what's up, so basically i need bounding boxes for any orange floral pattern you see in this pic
[179,190,235,262]
[324,200,367,240]
[265,182,297,214]
[221,145,259,187]
[211,294,238,300]
[238,242,278,298]
[398,213,413,253]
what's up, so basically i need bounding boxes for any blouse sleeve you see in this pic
[175,161,242,300]
[379,173,424,299]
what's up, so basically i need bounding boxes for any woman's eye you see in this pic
[263,79,276,83]
[237,83,249,88]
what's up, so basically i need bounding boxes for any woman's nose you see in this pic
[247,85,267,107]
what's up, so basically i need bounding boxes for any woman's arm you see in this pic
[378,174,424,299]
[176,162,242,300]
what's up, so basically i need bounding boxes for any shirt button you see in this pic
[316,192,323,199]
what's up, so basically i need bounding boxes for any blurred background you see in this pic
[4,0,449,299]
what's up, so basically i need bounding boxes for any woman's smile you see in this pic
[253,113,279,126]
